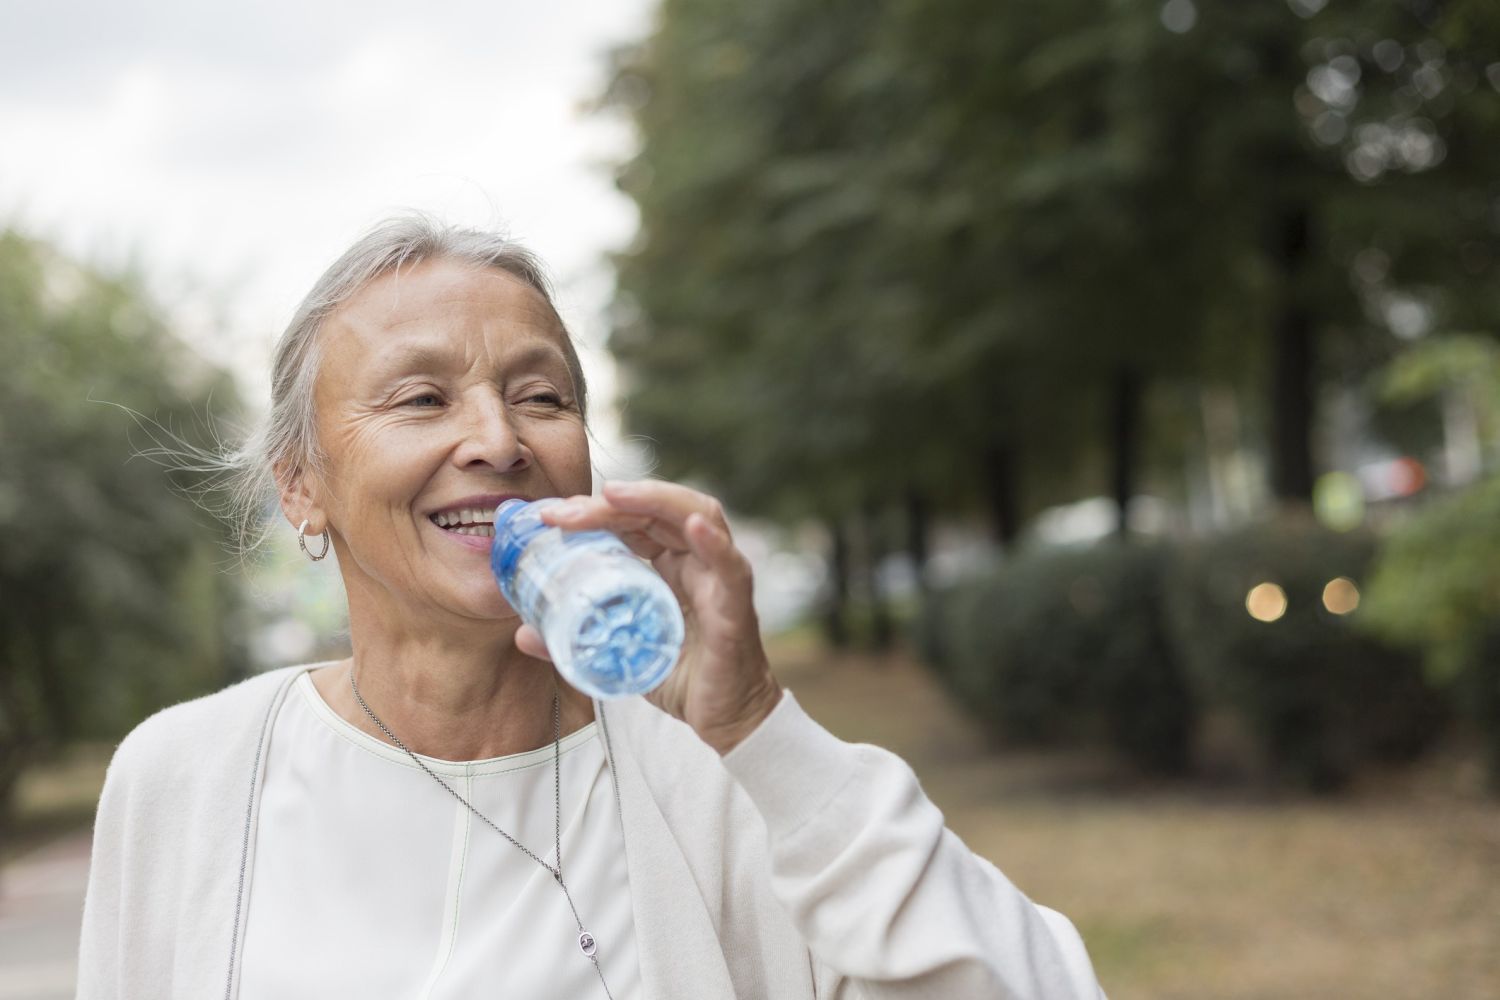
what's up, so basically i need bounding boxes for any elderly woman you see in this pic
[76,218,1105,999]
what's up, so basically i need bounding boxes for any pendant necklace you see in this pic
[350,669,615,1000]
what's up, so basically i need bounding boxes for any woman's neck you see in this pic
[313,611,596,761]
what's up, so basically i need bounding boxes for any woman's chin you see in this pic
[472,595,518,623]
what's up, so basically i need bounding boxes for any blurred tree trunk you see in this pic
[983,441,1022,546]
[906,485,945,664]
[0,623,41,838]
[904,486,931,595]
[0,697,33,840]
[1269,205,1316,505]
[1111,366,1142,537]
[861,499,893,652]
[1475,627,1500,796]
[821,516,852,649]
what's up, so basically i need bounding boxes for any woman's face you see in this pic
[304,257,592,624]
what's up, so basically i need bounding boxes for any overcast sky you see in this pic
[1,0,655,468]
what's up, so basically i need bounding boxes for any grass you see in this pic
[769,636,1500,1000]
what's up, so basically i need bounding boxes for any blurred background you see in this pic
[2,0,1498,997]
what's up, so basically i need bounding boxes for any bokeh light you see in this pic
[1246,582,1288,622]
[1312,471,1364,531]
[1322,577,1360,615]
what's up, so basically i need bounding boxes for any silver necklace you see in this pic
[350,669,615,1000]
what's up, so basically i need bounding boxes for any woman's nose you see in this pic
[452,394,531,472]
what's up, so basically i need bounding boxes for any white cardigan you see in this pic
[76,665,1106,999]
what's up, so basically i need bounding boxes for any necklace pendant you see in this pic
[578,931,598,958]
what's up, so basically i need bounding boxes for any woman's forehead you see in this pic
[324,259,568,365]
[362,338,571,386]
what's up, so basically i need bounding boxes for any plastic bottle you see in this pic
[490,497,685,699]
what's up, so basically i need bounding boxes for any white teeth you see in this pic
[451,524,495,537]
[431,507,496,530]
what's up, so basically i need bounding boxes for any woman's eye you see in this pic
[403,393,443,407]
[523,392,563,406]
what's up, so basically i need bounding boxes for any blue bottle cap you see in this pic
[490,498,550,606]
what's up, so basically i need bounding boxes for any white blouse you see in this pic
[236,669,642,1000]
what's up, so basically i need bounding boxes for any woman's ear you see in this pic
[274,459,328,534]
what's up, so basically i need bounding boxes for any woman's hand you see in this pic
[515,479,783,755]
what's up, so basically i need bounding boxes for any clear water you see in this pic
[566,585,681,698]
[493,498,684,700]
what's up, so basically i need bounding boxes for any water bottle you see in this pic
[490,497,685,699]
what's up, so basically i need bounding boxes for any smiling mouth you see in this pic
[430,508,496,538]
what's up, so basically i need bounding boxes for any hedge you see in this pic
[920,519,1448,790]
[1165,519,1446,790]
[924,542,1193,774]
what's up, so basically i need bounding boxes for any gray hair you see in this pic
[216,214,589,556]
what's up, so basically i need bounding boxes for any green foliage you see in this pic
[1363,333,1500,784]
[929,543,1194,774]
[1362,479,1500,786]
[0,231,247,827]
[1165,519,1445,791]
[602,0,1500,537]
[1375,333,1500,462]
[923,522,1447,791]
[1363,477,1500,681]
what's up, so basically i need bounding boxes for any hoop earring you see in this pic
[298,519,330,562]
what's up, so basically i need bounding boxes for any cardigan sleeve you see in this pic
[74,706,203,999]
[75,728,141,1000]
[720,691,1106,1000]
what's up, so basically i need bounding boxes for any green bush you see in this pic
[1164,518,1446,791]
[929,542,1194,774]
[1468,630,1500,789]
[919,519,1450,791]
[1361,476,1500,791]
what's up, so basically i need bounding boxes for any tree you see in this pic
[1362,333,1500,787]
[0,231,248,828]
[600,0,1500,557]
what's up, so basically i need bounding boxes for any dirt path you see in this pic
[773,639,1500,1000]
[0,831,90,1000]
